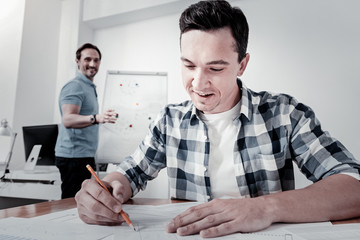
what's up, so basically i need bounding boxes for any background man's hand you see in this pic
[97,109,118,124]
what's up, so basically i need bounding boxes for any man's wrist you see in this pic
[93,114,98,124]
[90,114,98,124]
[261,193,283,223]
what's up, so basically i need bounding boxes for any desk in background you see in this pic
[0,167,108,202]
[0,166,61,201]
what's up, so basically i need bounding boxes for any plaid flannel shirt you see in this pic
[117,79,360,202]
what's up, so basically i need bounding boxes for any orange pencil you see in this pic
[86,164,136,231]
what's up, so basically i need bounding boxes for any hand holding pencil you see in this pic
[85,165,137,231]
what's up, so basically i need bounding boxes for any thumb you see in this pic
[109,180,126,203]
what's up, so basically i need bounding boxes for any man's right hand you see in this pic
[97,109,118,124]
[75,172,132,225]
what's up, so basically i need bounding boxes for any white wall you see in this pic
[9,0,62,169]
[0,0,25,126]
[83,0,180,21]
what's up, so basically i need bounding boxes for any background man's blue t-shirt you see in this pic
[55,72,99,158]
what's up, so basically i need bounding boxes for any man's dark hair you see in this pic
[179,0,249,63]
[76,43,102,60]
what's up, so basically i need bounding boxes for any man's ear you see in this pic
[75,59,80,69]
[237,53,250,77]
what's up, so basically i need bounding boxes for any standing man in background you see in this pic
[55,43,118,199]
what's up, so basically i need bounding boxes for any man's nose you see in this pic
[192,69,209,90]
[89,60,96,67]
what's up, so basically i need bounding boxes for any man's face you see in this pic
[180,27,248,114]
[76,48,101,81]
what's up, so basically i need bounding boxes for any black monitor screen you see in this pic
[22,124,58,166]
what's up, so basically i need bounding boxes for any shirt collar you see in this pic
[77,72,96,88]
[237,78,252,122]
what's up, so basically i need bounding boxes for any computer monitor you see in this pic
[22,124,58,166]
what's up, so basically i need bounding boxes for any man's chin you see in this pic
[86,73,97,79]
[193,103,214,114]
[87,69,97,75]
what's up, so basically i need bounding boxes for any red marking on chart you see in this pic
[129,124,133,128]
[120,83,123,86]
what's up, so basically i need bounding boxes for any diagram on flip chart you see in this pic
[96,71,168,164]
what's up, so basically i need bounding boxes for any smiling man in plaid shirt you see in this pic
[76,1,360,238]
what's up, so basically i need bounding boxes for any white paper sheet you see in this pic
[285,223,360,240]
[0,203,336,240]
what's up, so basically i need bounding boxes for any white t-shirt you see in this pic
[199,102,242,199]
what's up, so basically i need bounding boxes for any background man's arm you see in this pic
[62,104,93,128]
[62,104,117,128]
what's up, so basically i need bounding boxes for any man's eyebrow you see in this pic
[180,57,192,63]
[180,57,229,65]
[206,60,230,65]
[84,56,100,60]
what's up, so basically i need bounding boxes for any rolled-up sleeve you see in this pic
[290,101,360,182]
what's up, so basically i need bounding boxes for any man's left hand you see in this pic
[166,198,274,238]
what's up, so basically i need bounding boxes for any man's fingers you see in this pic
[167,201,220,233]
[199,220,239,238]
[109,180,126,203]
[103,111,117,123]
[75,179,125,225]
[173,209,235,237]
[78,207,124,226]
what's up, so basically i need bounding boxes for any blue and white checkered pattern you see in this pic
[117,79,360,202]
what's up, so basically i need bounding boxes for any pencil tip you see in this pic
[129,223,137,231]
